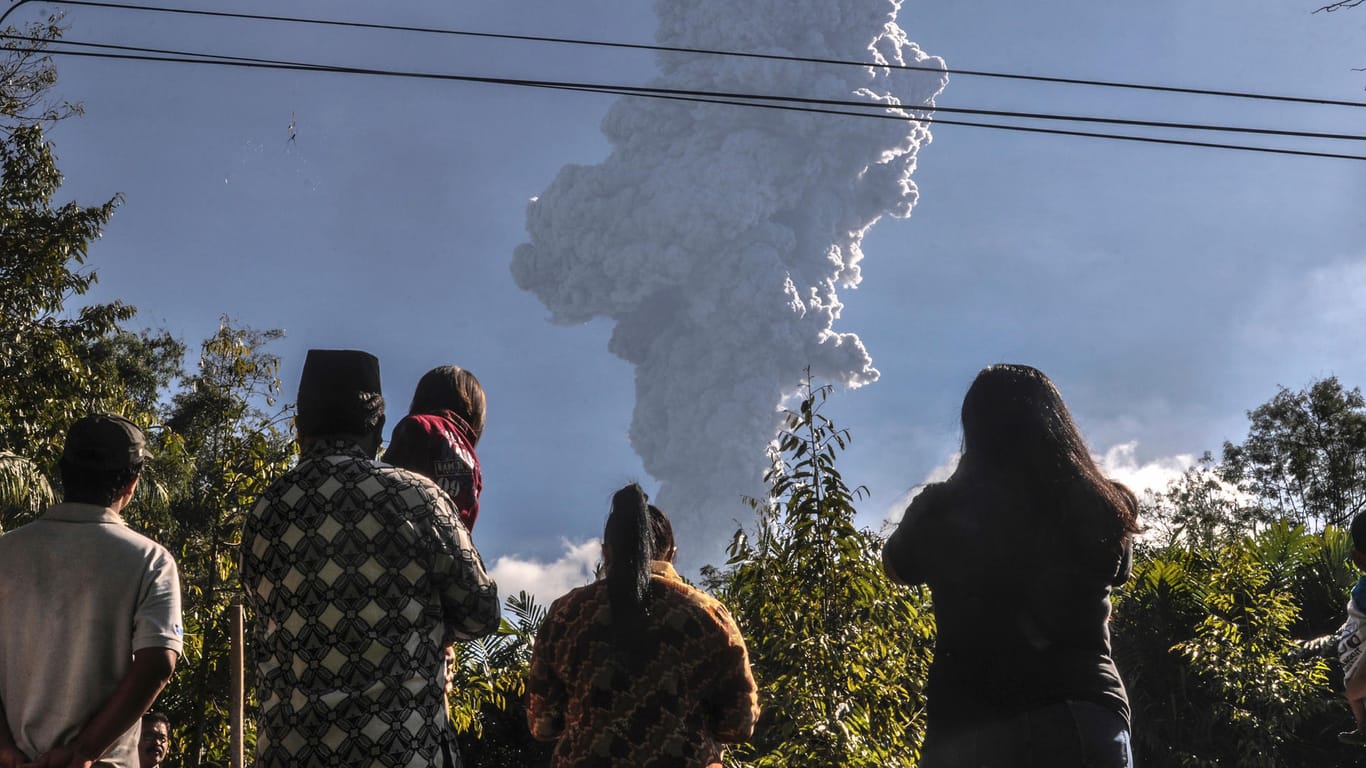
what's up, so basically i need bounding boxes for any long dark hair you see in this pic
[954,364,1141,537]
[648,504,674,557]
[604,484,655,637]
[409,365,486,444]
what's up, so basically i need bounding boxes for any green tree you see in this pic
[128,321,294,768]
[704,379,934,768]
[0,124,123,468]
[1114,524,1348,766]
[1220,377,1366,530]
[0,18,130,523]
[450,591,555,768]
[0,450,52,530]
[1144,453,1267,553]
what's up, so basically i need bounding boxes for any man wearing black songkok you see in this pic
[241,349,500,768]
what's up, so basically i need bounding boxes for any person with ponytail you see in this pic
[527,484,758,768]
[883,364,1142,768]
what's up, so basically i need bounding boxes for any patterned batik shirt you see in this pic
[526,562,759,768]
[241,439,500,768]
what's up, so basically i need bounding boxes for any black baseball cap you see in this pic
[62,413,152,471]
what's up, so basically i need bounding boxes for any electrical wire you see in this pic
[17,35,1366,145]
[24,31,1366,143]
[3,0,1365,110]
[7,36,1365,162]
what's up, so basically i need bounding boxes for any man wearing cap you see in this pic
[241,349,500,768]
[0,414,183,768]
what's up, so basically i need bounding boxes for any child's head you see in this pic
[409,365,486,444]
[1351,513,1366,571]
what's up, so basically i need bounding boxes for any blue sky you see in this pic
[37,0,1366,599]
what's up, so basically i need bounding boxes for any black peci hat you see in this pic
[62,413,152,471]
[296,349,385,436]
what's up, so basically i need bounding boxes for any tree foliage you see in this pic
[136,321,294,768]
[0,20,129,525]
[1144,453,1266,553]
[704,378,934,768]
[1115,521,1354,765]
[1220,377,1366,530]
[450,591,555,768]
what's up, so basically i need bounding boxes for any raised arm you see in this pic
[424,491,500,641]
[882,486,939,587]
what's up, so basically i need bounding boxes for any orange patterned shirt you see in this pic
[527,562,759,768]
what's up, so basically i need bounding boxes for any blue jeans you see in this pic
[919,700,1133,768]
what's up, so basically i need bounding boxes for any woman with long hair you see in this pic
[883,364,1141,767]
[527,484,759,768]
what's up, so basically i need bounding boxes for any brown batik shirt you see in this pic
[526,562,759,768]
[241,439,500,768]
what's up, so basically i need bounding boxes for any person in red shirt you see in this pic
[382,365,486,531]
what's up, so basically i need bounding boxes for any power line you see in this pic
[10,37,1365,162]
[4,0,1366,111]
[24,34,1366,145]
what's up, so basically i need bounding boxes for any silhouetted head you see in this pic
[409,365,486,444]
[960,364,1089,474]
[956,364,1140,535]
[59,413,150,507]
[1351,513,1366,553]
[295,349,385,453]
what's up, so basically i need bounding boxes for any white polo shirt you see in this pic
[0,503,184,767]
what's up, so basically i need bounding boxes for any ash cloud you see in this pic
[512,0,946,561]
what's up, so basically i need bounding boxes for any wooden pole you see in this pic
[229,601,244,768]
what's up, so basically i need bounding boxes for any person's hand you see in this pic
[20,744,95,768]
[0,744,30,768]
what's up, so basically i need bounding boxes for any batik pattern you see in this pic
[526,562,759,768]
[242,439,500,768]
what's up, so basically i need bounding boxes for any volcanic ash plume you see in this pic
[512,0,946,559]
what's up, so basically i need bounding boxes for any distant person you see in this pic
[0,414,182,768]
[883,364,1141,768]
[1336,514,1366,746]
[241,349,500,768]
[137,713,170,768]
[527,484,759,767]
[382,365,486,531]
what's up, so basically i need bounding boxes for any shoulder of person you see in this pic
[373,461,441,489]
[544,580,605,621]
[123,526,179,561]
[657,578,734,622]
[899,480,954,525]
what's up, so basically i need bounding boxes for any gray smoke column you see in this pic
[512,0,946,560]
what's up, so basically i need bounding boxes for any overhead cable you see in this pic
[22,34,1366,145]
[3,0,1366,110]
[7,37,1365,162]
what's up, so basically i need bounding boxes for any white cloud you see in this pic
[1096,441,1194,496]
[488,539,600,606]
